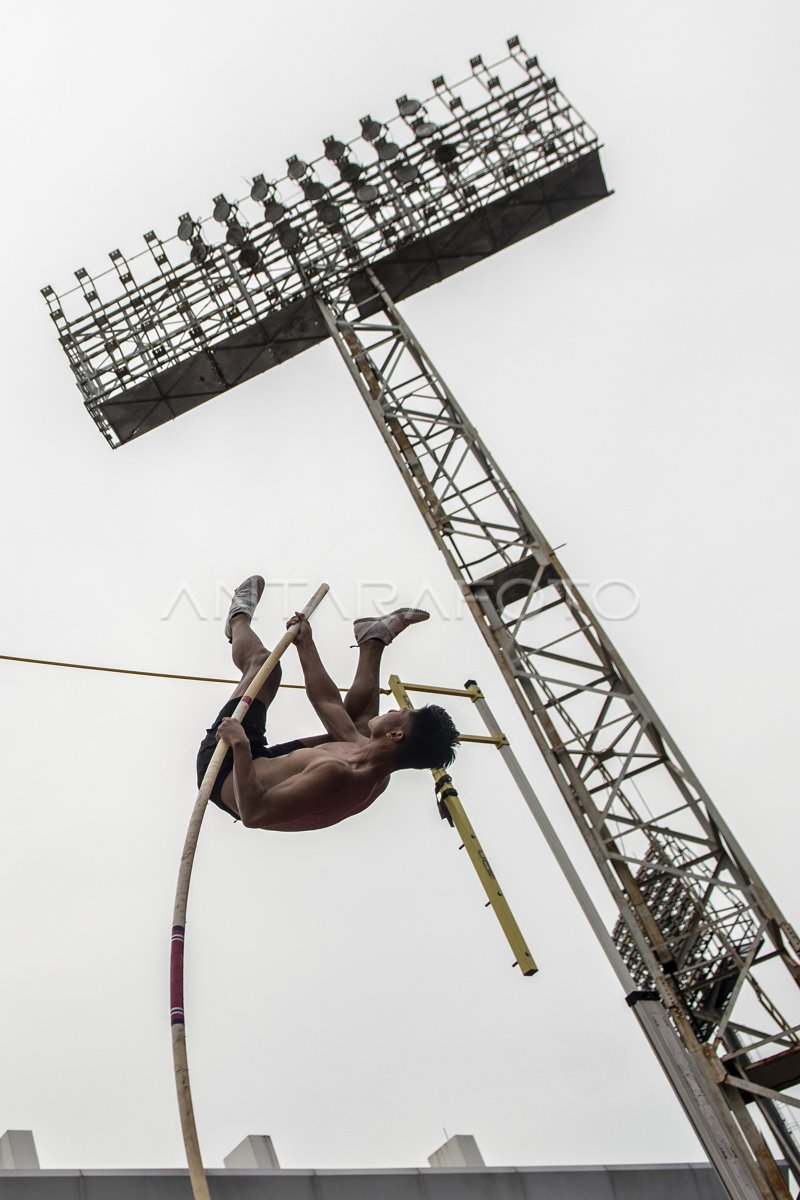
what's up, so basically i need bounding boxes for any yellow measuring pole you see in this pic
[389,675,537,977]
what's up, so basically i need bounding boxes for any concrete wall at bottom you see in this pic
[0,1163,731,1200]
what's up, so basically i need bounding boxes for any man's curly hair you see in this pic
[395,704,460,770]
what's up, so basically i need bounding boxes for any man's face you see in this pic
[367,709,412,741]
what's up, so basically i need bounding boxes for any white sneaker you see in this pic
[224,575,265,642]
[352,608,429,646]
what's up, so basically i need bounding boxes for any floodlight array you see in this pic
[42,38,598,446]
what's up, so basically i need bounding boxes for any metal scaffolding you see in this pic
[43,37,800,1200]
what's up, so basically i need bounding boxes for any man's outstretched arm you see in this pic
[288,614,361,743]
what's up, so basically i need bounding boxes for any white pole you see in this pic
[170,583,329,1200]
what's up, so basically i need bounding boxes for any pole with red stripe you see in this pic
[170,582,329,1200]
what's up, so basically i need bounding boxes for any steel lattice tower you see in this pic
[44,39,800,1200]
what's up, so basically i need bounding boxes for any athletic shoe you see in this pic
[352,608,429,646]
[224,575,265,642]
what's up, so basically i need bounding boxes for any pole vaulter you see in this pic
[171,581,329,1200]
[170,576,460,1199]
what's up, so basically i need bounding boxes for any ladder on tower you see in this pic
[312,266,800,1200]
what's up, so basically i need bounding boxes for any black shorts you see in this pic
[196,698,305,820]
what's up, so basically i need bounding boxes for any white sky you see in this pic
[1,0,798,1175]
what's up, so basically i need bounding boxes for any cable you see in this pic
[0,652,239,686]
[0,652,389,694]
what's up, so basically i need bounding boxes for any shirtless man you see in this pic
[196,576,459,832]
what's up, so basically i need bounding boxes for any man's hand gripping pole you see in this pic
[170,582,329,1200]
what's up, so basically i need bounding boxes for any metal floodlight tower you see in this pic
[44,37,800,1200]
[41,39,606,447]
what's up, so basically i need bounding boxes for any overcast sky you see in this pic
[1,0,798,1175]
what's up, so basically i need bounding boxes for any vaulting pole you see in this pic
[170,582,329,1200]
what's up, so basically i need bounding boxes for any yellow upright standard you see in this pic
[389,675,537,977]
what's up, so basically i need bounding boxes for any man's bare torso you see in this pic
[218,737,390,832]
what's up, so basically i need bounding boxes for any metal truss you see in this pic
[313,267,800,1200]
[42,39,600,446]
[40,28,800,1199]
